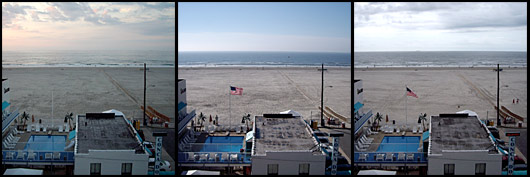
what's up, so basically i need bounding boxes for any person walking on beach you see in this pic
[517,98,519,104]
[215,115,219,126]
[513,99,515,104]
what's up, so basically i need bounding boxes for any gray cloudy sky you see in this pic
[354,2,527,51]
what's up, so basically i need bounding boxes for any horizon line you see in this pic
[354,50,527,52]
[178,51,352,53]
[2,49,176,52]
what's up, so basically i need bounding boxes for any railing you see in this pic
[148,171,176,175]
[2,150,75,163]
[178,152,252,164]
[2,108,19,133]
[179,143,245,152]
[354,152,427,163]
[178,110,195,134]
[355,110,372,134]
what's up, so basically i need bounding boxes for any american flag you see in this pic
[230,86,243,95]
[406,87,418,98]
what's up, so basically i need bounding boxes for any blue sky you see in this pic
[2,2,175,51]
[178,2,351,53]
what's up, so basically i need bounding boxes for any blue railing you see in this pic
[502,170,527,175]
[178,110,195,134]
[2,108,19,133]
[354,152,427,163]
[125,118,143,143]
[2,150,74,163]
[148,171,176,175]
[355,110,372,134]
[178,152,251,164]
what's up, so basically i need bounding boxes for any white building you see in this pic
[2,78,10,114]
[74,113,149,175]
[427,113,502,175]
[178,79,196,136]
[354,79,363,116]
[2,78,19,134]
[354,79,372,136]
[178,79,187,116]
[251,113,326,175]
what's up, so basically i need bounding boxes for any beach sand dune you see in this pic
[178,67,351,126]
[2,67,175,125]
[354,67,527,127]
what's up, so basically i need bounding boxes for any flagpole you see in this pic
[405,86,407,126]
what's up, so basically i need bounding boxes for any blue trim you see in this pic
[2,101,10,111]
[68,130,76,140]
[2,108,19,133]
[502,171,527,175]
[422,131,429,142]
[354,110,372,134]
[148,171,175,175]
[354,102,363,113]
[178,102,187,112]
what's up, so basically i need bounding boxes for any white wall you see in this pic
[74,150,149,175]
[2,79,9,113]
[428,150,502,175]
[251,151,325,175]
[178,79,187,114]
[354,80,363,115]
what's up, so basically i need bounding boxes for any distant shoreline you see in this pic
[2,65,175,68]
[354,66,526,71]
[178,65,351,70]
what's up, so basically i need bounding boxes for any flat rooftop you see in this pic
[253,115,320,156]
[429,114,497,154]
[76,113,143,154]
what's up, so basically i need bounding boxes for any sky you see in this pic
[2,2,175,51]
[354,2,527,52]
[178,2,351,53]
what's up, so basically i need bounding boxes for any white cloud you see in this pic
[354,2,527,51]
[2,2,175,51]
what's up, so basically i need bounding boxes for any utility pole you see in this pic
[321,64,325,127]
[144,63,147,126]
[497,64,500,126]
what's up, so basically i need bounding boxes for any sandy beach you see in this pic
[354,67,527,127]
[2,67,175,125]
[178,66,351,126]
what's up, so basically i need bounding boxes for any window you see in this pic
[90,163,101,175]
[475,163,486,175]
[267,164,278,175]
[444,164,455,175]
[122,163,133,175]
[299,163,310,175]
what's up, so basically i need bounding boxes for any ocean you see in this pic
[178,51,351,67]
[2,50,175,67]
[354,51,527,68]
